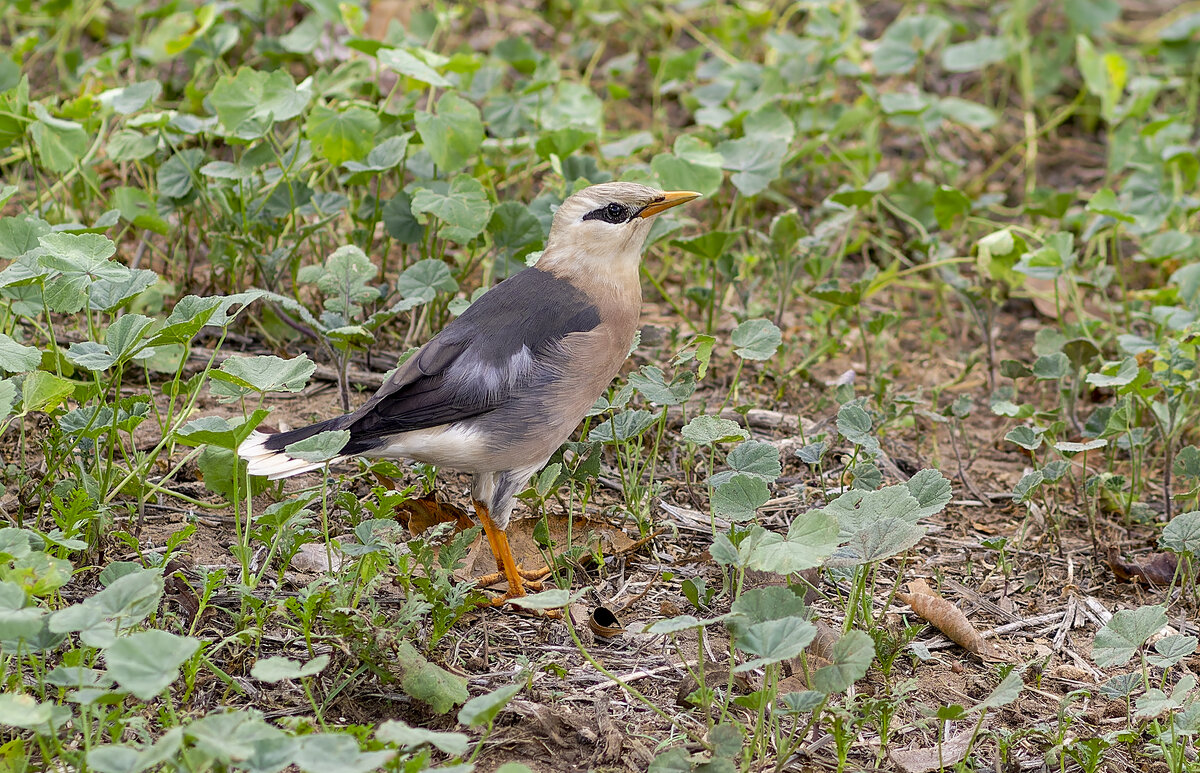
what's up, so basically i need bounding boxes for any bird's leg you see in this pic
[473,500,545,600]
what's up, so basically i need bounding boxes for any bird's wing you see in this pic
[344,268,601,447]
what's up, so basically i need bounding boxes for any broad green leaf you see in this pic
[733,617,816,672]
[1148,635,1197,668]
[836,404,873,444]
[731,318,782,360]
[0,693,62,731]
[671,230,740,262]
[1093,605,1167,667]
[873,14,950,75]
[627,367,695,407]
[210,354,315,399]
[377,46,451,87]
[294,734,394,773]
[457,682,522,727]
[651,135,724,198]
[50,568,164,647]
[210,67,310,137]
[20,371,75,414]
[1054,439,1105,454]
[508,588,575,610]
[1086,357,1139,388]
[157,148,205,199]
[723,440,782,483]
[717,136,786,197]
[1005,425,1043,451]
[383,191,425,244]
[744,516,840,575]
[905,469,953,519]
[410,175,493,244]
[711,474,770,522]
[100,80,162,114]
[837,515,927,564]
[343,134,410,173]
[1161,511,1200,555]
[0,333,39,373]
[376,720,470,755]
[66,314,154,371]
[681,415,748,446]
[393,639,468,714]
[940,35,1009,72]
[305,104,379,166]
[974,669,1024,710]
[414,93,484,173]
[284,430,350,463]
[397,258,458,302]
[252,654,330,683]
[0,379,15,420]
[104,630,200,699]
[30,103,87,173]
[729,587,808,627]
[811,630,874,694]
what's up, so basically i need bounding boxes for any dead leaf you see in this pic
[888,731,973,773]
[1107,545,1178,586]
[395,495,475,534]
[589,606,624,638]
[898,581,1002,661]
[290,542,346,573]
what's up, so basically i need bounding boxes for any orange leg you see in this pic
[473,500,549,600]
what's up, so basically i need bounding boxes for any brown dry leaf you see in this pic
[1107,545,1178,586]
[898,581,1001,661]
[395,495,475,534]
[588,606,625,638]
[888,731,973,773]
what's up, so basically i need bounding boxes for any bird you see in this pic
[238,182,700,604]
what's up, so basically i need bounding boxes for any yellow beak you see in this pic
[637,190,702,218]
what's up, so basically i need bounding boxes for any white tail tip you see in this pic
[237,430,336,480]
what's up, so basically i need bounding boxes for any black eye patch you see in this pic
[583,202,631,224]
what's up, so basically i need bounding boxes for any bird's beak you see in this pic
[638,190,702,218]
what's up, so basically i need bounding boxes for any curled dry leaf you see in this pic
[898,581,1002,661]
[589,606,625,638]
[1107,545,1178,586]
[888,731,973,773]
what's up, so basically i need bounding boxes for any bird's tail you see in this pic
[237,416,351,480]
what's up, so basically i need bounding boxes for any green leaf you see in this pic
[393,639,468,714]
[508,588,575,610]
[811,630,874,694]
[717,136,786,197]
[383,191,424,244]
[343,134,410,173]
[30,103,88,173]
[711,474,770,522]
[1087,187,1135,223]
[209,67,310,137]
[1054,439,1106,455]
[1093,605,1167,667]
[940,36,1009,72]
[974,669,1024,711]
[104,630,200,700]
[0,379,15,420]
[899,469,947,515]
[210,354,315,399]
[744,515,840,575]
[284,430,350,463]
[410,175,493,244]
[836,404,873,444]
[651,135,724,198]
[723,440,782,482]
[50,568,164,648]
[731,318,782,360]
[627,366,695,407]
[377,46,452,87]
[20,371,75,415]
[1086,357,1139,388]
[1005,425,1043,451]
[873,14,950,75]
[294,734,394,773]
[681,415,748,446]
[397,258,458,302]
[1161,511,1200,555]
[733,617,816,672]
[110,186,168,235]
[305,104,380,166]
[156,148,205,199]
[0,333,39,373]
[671,229,740,262]
[457,682,522,727]
[376,720,470,756]
[414,93,484,173]
[252,654,330,683]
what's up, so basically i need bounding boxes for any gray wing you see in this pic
[342,267,600,453]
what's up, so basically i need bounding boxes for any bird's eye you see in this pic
[606,202,626,221]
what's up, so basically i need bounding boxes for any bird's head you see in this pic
[541,182,700,281]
